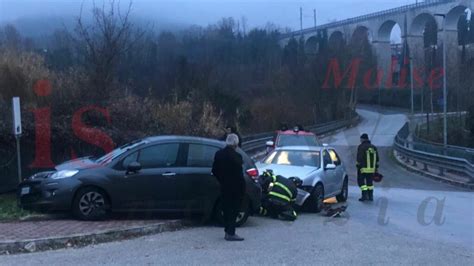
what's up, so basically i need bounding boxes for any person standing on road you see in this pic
[212,134,245,241]
[356,133,379,202]
[221,125,242,148]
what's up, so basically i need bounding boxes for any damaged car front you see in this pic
[17,156,98,212]
[256,146,348,213]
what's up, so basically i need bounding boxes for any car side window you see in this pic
[138,143,180,169]
[322,150,332,166]
[328,149,341,166]
[187,144,220,167]
[122,152,138,168]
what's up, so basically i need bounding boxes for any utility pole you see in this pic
[410,57,414,114]
[313,9,316,27]
[12,97,22,183]
[442,17,448,147]
[435,13,448,147]
[421,84,424,114]
[300,7,303,31]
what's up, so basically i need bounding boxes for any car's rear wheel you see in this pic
[308,183,324,213]
[336,176,349,202]
[213,198,250,227]
[72,187,110,220]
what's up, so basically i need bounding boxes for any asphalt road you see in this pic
[2,108,473,265]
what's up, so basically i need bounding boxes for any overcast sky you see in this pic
[0,0,421,42]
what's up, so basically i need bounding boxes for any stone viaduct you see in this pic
[280,0,473,90]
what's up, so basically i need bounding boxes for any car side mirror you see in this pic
[127,162,142,173]
[325,163,336,170]
[266,141,274,147]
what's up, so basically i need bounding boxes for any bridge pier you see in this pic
[372,41,392,89]
[443,29,461,106]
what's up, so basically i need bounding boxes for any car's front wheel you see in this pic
[213,198,250,227]
[308,183,324,213]
[336,176,349,202]
[72,187,110,220]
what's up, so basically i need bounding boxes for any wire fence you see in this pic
[412,135,474,163]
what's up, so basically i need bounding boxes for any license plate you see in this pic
[21,186,30,195]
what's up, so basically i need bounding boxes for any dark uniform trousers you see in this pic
[222,192,243,236]
[357,172,374,193]
[261,197,296,221]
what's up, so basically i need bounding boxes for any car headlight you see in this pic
[50,170,79,180]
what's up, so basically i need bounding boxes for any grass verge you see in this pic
[0,193,33,221]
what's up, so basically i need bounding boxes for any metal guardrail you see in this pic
[281,0,455,39]
[241,116,359,154]
[394,123,474,180]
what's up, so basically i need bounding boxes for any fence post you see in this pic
[439,167,445,176]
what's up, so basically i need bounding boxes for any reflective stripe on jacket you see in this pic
[357,140,379,174]
[268,175,297,203]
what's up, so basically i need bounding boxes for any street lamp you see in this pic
[434,13,447,148]
[410,56,414,115]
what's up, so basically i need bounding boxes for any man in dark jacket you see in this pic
[221,125,242,148]
[212,134,245,241]
[356,133,379,202]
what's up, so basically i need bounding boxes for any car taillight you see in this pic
[246,168,259,179]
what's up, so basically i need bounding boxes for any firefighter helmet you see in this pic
[373,172,384,182]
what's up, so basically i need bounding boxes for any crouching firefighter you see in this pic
[356,133,379,202]
[258,170,301,221]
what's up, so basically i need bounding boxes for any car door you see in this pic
[110,151,145,210]
[114,143,186,211]
[136,142,187,210]
[328,149,345,191]
[179,143,221,213]
[321,149,337,196]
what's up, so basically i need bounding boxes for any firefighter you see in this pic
[356,133,379,202]
[258,170,300,221]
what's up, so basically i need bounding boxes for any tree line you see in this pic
[0,1,363,180]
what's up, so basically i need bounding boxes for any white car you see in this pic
[256,145,348,213]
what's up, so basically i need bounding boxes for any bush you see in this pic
[0,49,51,104]
[153,100,224,138]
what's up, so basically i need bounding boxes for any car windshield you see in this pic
[263,150,320,168]
[277,134,320,147]
[95,140,147,164]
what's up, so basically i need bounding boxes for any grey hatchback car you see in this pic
[18,136,262,225]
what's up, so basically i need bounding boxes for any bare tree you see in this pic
[2,24,22,51]
[75,0,146,97]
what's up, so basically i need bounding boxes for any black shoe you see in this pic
[368,190,374,201]
[225,234,244,241]
[358,191,367,202]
